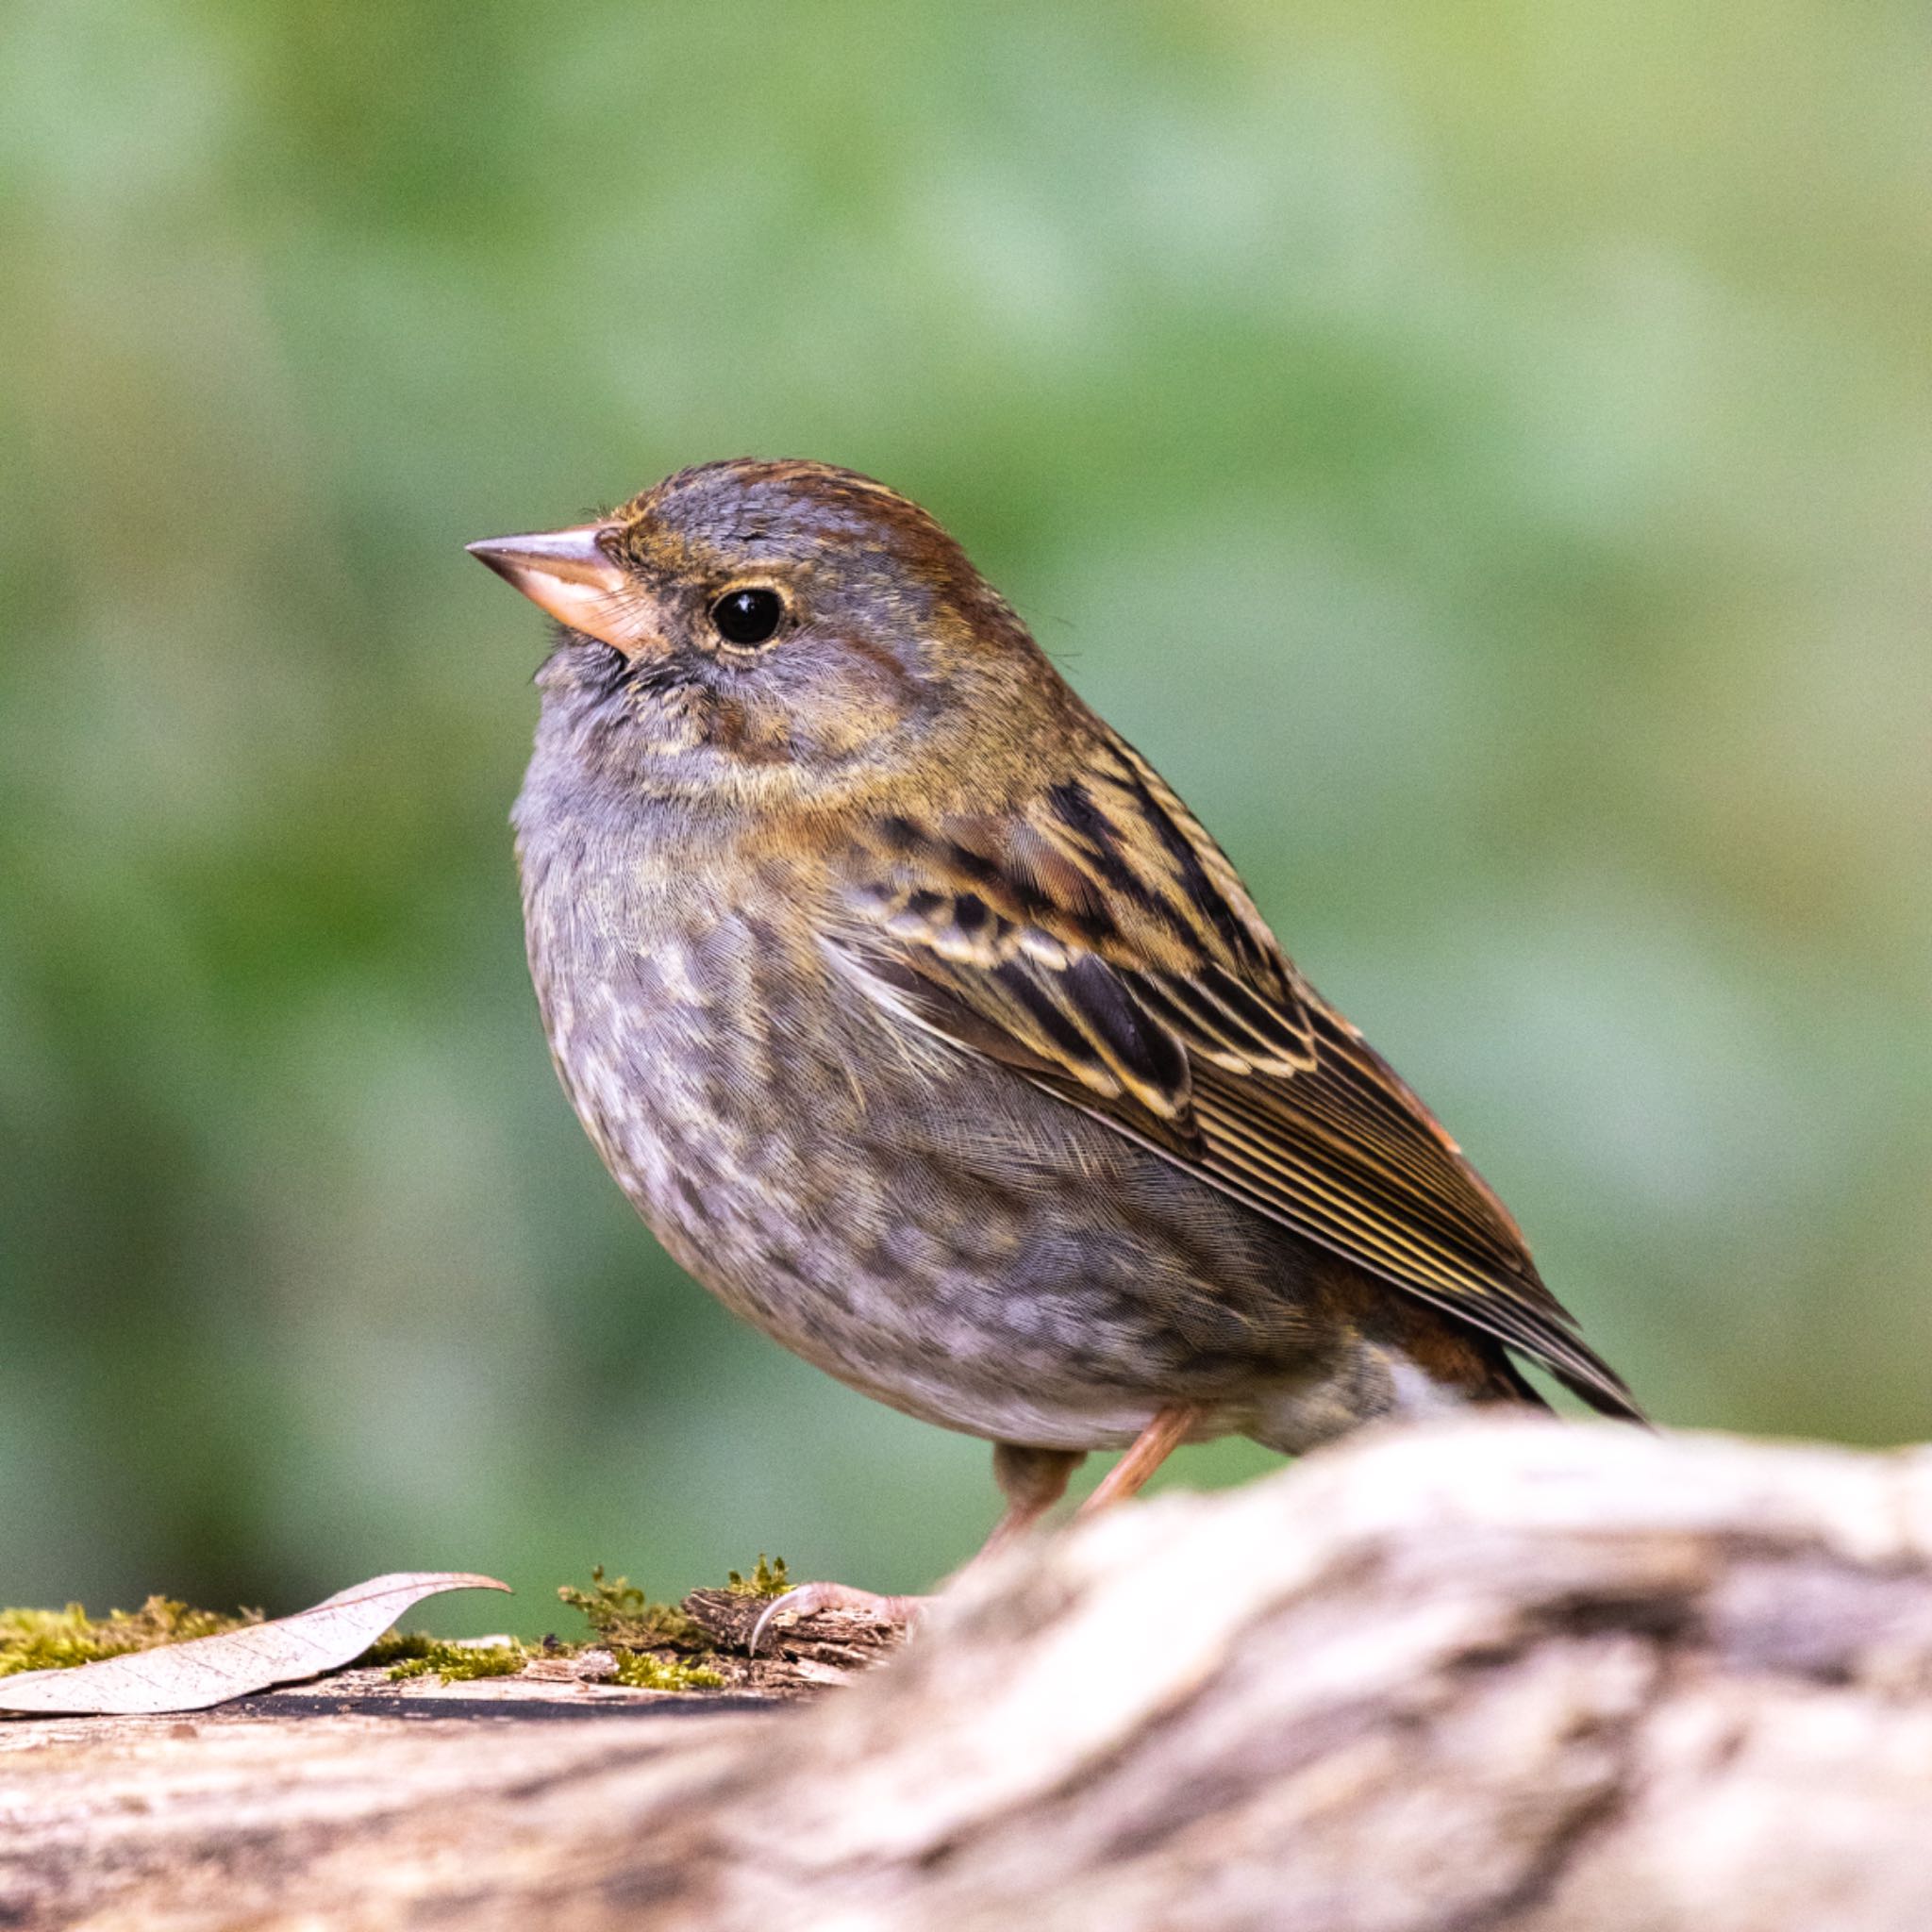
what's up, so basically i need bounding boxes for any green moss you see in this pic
[725,1554,791,1598]
[558,1565,694,1645]
[383,1640,525,1684]
[358,1629,437,1668]
[551,1566,732,1690]
[601,1650,724,1691]
[0,1597,258,1676]
[360,1630,528,1682]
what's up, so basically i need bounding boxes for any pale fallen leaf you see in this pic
[0,1572,510,1716]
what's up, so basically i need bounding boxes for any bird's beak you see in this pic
[465,525,636,648]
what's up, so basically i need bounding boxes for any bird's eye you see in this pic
[708,587,785,647]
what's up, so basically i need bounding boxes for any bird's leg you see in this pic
[748,1442,1086,1654]
[1078,1404,1200,1515]
[979,1441,1086,1558]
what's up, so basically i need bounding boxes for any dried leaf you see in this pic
[0,1572,509,1716]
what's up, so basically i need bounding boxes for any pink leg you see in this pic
[1078,1404,1200,1515]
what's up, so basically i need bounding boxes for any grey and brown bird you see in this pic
[469,458,1641,1633]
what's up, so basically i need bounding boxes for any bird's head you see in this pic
[471,458,1075,813]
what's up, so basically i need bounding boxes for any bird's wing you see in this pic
[826,728,1641,1420]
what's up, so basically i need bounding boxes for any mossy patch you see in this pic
[357,1629,437,1669]
[0,1597,259,1676]
[380,1639,526,1684]
[725,1554,791,1599]
[599,1650,724,1691]
[558,1565,694,1646]
[556,1565,739,1690]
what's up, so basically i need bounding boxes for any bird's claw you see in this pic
[747,1582,926,1656]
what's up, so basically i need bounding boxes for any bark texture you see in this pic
[8,1418,1932,1932]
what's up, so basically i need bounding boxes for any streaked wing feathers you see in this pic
[831,728,1641,1421]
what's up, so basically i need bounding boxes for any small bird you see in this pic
[470,459,1641,1633]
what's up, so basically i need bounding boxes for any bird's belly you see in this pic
[529,900,1320,1449]
[566,1041,1209,1449]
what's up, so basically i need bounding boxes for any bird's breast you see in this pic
[516,804,875,1320]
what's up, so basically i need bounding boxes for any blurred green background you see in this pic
[3,1,1927,1637]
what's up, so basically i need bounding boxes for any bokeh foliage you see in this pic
[2,1,1927,1631]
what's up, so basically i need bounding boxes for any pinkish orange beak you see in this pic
[466,524,638,648]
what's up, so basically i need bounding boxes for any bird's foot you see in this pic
[748,1582,927,1655]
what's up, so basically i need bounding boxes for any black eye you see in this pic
[709,587,785,647]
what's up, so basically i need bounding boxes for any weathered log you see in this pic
[8,1418,1932,1931]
